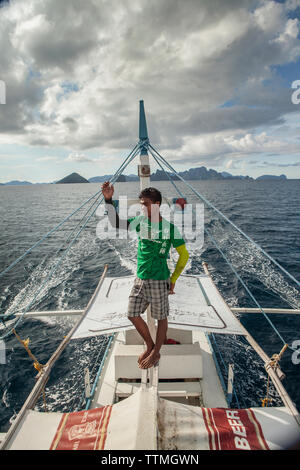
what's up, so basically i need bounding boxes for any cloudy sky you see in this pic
[1,0,300,182]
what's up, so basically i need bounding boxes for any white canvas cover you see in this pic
[71,274,245,340]
[5,394,300,450]
[157,399,300,450]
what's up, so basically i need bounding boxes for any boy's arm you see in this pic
[169,244,189,293]
[104,198,130,230]
[102,181,130,230]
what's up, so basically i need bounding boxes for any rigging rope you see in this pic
[0,143,141,282]
[148,145,297,351]
[262,343,288,407]
[40,143,141,265]
[149,143,300,289]
[0,143,142,339]
[0,190,101,280]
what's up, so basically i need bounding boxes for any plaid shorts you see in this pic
[127,277,170,320]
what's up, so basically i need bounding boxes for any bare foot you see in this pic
[139,350,160,369]
[138,344,154,365]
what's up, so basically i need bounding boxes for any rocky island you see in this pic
[56,172,90,184]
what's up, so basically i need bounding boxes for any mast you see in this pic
[138,100,151,190]
[138,100,156,342]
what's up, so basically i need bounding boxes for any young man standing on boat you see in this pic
[101,182,189,369]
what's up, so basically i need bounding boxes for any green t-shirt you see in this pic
[128,215,185,280]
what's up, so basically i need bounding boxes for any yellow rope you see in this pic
[261,375,272,407]
[12,329,41,366]
[12,329,47,411]
[262,344,288,407]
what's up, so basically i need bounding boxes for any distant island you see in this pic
[256,174,287,180]
[55,172,127,184]
[1,180,32,186]
[89,174,126,183]
[0,167,290,185]
[85,167,288,182]
[151,167,253,181]
[56,172,90,184]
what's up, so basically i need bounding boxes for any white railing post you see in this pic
[227,364,234,406]
[84,368,91,400]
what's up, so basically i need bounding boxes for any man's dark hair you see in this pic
[139,187,162,205]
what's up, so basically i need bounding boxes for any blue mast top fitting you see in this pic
[139,100,149,155]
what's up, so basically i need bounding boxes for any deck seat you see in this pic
[116,381,202,399]
[114,343,202,380]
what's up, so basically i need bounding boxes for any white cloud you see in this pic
[65,153,95,163]
[160,129,300,167]
[177,10,250,66]
[253,1,285,33]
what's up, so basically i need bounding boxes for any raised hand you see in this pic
[101,181,114,201]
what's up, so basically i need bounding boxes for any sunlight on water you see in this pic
[207,217,300,309]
